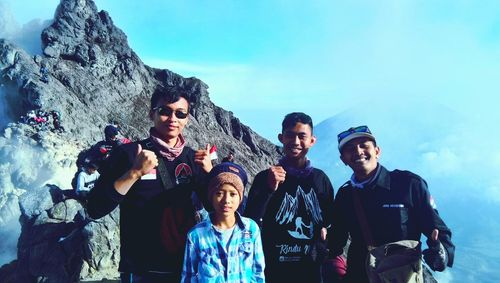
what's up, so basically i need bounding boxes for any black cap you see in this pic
[104,125,119,139]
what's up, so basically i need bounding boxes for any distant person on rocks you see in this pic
[326,125,455,282]
[32,110,50,131]
[35,110,48,123]
[181,162,265,282]
[87,85,213,283]
[26,110,37,125]
[40,63,49,83]
[244,112,335,283]
[50,110,65,133]
[103,124,131,146]
[75,162,100,200]
[109,120,123,132]
[89,125,131,170]
[221,152,234,163]
[19,110,34,124]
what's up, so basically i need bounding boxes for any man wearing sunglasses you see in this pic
[327,125,455,282]
[244,112,335,283]
[87,86,213,283]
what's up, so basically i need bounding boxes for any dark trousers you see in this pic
[266,263,321,283]
[120,272,180,283]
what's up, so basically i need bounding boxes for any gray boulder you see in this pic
[14,185,120,282]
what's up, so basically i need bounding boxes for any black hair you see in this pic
[104,125,119,139]
[150,85,196,110]
[83,160,98,170]
[281,112,313,133]
[87,163,98,170]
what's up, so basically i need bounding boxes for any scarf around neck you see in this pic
[278,156,314,178]
[350,164,381,189]
[149,127,186,161]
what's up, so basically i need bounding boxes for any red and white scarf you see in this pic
[149,127,186,161]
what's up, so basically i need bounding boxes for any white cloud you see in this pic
[433,270,453,283]
[143,57,255,104]
[484,182,500,204]
[420,149,461,176]
[0,129,79,265]
[0,1,51,55]
[0,1,20,39]
[15,19,52,55]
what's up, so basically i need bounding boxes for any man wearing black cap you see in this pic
[87,125,131,171]
[327,125,455,282]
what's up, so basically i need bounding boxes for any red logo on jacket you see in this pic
[175,163,192,185]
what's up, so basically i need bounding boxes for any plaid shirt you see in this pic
[181,212,265,282]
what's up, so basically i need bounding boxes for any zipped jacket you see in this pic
[87,138,207,274]
[328,165,455,282]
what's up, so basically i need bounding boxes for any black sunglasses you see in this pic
[152,106,189,119]
[337,125,371,143]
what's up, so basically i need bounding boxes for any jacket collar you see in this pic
[234,211,247,230]
[371,164,391,190]
[208,211,247,231]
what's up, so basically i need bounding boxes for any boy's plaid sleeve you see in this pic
[181,234,198,283]
[252,224,266,282]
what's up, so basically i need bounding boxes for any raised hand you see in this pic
[131,143,158,177]
[194,144,213,173]
[430,228,439,241]
[113,143,158,195]
[423,229,448,272]
[267,165,286,191]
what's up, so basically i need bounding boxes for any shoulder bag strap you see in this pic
[352,189,375,250]
[141,138,175,191]
[157,157,175,191]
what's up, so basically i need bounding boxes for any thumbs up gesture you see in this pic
[267,165,286,192]
[423,229,448,272]
[131,143,158,177]
[113,143,159,196]
[195,144,213,173]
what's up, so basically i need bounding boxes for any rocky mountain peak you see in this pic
[42,0,128,62]
[0,0,281,281]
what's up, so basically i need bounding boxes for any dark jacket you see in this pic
[87,138,130,171]
[87,138,207,274]
[244,168,335,282]
[328,165,455,282]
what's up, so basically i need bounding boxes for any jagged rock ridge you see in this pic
[0,0,280,282]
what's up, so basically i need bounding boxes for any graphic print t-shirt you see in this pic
[262,174,326,266]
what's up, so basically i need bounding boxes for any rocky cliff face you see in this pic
[0,0,280,281]
[1,0,279,166]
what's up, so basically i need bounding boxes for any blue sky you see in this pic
[2,0,499,143]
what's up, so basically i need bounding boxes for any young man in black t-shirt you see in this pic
[245,112,335,283]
